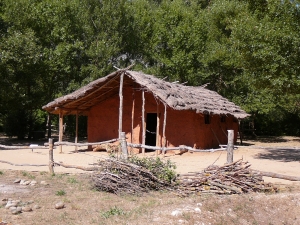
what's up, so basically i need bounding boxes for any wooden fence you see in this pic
[1,132,300,181]
[0,131,235,175]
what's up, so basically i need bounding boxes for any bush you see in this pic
[128,156,177,184]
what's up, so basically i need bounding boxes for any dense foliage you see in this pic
[0,0,299,138]
[128,156,177,184]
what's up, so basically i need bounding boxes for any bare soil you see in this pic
[0,136,300,225]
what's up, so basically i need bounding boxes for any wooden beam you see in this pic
[76,86,119,109]
[75,111,78,152]
[47,113,52,139]
[156,103,160,156]
[59,110,63,153]
[162,104,167,157]
[49,138,54,175]
[227,130,234,164]
[63,73,121,108]
[131,90,135,154]
[118,72,124,138]
[142,90,145,156]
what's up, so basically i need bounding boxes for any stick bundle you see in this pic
[177,159,277,196]
[92,158,170,195]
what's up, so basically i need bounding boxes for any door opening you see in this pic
[145,113,157,151]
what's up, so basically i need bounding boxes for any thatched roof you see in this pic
[42,70,249,119]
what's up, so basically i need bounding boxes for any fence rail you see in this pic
[0,131,235,175]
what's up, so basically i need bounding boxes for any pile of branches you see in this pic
[177,159,277,196]
[92,158,172,195]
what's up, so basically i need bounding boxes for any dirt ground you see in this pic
[0,135,300,225]
[0,135,299,183]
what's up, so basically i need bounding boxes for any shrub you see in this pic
[128,156,177,184]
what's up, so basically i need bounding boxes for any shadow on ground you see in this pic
[256,148,300,162]
[245,136,292,143]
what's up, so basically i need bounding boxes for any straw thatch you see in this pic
[42,69,249,119]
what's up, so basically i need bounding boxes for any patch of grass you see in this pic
[21,171,35,179]
[100,206,126,219]
[0,170,4,175]
[67,177,78,184]
[56,190,66,196]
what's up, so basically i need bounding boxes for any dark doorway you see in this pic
[145,113,157,151]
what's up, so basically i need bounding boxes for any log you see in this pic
[252,170,300,181]
[118,72,124,139]
[0,160,47,167]
[59,110,63,153]
[131,89,135,154]
[54,138,118,146]
[227,130,234,164]
[54,161,98,171]
[156,103,160,156]
[209,181,243,194]
[0,144,48,150]
[75,111,79,152]
[49,138,54,175]
[120,132,128,160]
[127,143,225,152]
[162,104,167,157]
[142,90,145,155]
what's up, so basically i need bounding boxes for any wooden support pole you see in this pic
[120,132,128,160]
[118,72,124,139]
[47,113,52,139]
[155,103,160,157]
[238,119,243,145]
[49,138,54,175]
[58,111,63,153]
[142,90,145,156]
[227,130,234,164]
[130,91,135,155]
[75,112,79,152]
[162,104,167,157]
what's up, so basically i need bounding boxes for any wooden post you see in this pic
[47,113,52,139]
[118,72,124,139]
[227,130,234,164]
[120,132,128,160]
[162,104,167,157]
[58,110,63,153]
[142,90,146,156]
[75,112,78,152]
[238,119,243,145]
[49,138,54,175]
[131,91,135,155]
[155,103,160,157]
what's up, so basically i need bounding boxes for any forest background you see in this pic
[0,0,300,139]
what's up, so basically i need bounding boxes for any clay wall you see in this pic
[88,86,239,152]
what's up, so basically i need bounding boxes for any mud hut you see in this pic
[42,69,249,153]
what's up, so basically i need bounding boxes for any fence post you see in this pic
[227,130,234,164]
[49,138,54,175]
[120,132,128,160]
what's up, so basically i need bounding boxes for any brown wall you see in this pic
[88,86,239,152]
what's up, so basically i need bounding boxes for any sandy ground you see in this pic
[0,136,299,185]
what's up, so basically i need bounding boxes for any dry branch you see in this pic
[127,142,225,152]
[54,138,118,146]
[0,144,48,150]
[53,161,98,171]
[252,170,300,181]
[91,158,171,195]
[177,159,278,196]
[0,160,48,167]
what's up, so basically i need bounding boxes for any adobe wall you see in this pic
[88,87,239,152]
